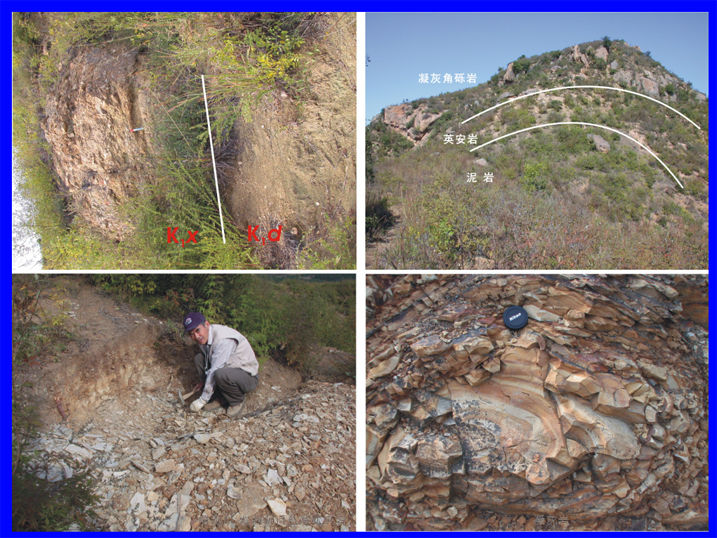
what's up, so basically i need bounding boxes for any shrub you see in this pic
[366,192,397,241]
[512,55,530,74]
[521,161,550,191]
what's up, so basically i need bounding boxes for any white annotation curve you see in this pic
[461,85,701,130]
[469,121,684,189]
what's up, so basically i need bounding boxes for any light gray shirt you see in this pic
[199,323,259,401]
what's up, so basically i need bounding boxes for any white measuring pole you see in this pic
[201,74,226,244]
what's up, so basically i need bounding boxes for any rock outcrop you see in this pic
[588,133,611,153]
[383,103,442,144]
[572,45,590,68]
[366,275,708,531]
[42,44,158,241]
[595,46,609,62]
[502,62,515,83]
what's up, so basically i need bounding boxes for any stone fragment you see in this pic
[176,515,191,531]
[411,335,451,357]
[638,361,668,382]
[193,433,211,444]
[367,355,400,381]
[482,357,500,373]
[154,459,177,474]
[236,464,251,474]
[129,492,146,514]
[524,305,561,322]
[265,469,282,487]
[65,444,92,460]
[227,485,241,499]
[267,498,287,517]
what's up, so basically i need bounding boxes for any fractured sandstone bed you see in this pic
[366,275,708,530]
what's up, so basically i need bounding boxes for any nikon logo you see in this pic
[509,313,522,322]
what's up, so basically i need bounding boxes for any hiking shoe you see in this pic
[226,401,245,418]
[204,400,223,411]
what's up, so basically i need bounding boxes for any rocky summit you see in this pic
[366,275,707,531]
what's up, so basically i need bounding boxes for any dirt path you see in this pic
[13,277,356,531]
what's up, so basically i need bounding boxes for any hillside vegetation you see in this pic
[367,39,708,269]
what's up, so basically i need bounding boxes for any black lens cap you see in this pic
[503,305,528,330]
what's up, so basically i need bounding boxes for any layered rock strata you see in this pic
[366,275,707,530]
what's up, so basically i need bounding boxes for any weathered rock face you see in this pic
[383,103,442,144]
[42,44,158,241]
[595,45,609,62]
[366,275,708,531]
[502,62,515,83]
[572,44,590,68]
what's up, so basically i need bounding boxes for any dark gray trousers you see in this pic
[193,353,258,406]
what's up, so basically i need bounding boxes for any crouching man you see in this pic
[183,312,259,417]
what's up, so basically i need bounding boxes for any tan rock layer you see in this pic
[42,44,158,241]
[366,275,707,531]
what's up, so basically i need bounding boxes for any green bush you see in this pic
[521,161,550,191]
[512,55,530,74]
[89,274,355,372]
[366,192,397,240]
[12,276,75,363]
[548,99,562,112]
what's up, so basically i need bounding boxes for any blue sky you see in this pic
[366,12,709,122]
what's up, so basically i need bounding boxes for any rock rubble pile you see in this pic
[28,380,355,531]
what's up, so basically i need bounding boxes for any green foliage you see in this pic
[296,214,356,270]
[521,161,550,191]
[366,191,397,240]
[12,276,74,363]
[90,275,355,372]
[512,55,530,74]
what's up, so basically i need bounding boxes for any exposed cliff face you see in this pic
[366,275,708,531]
[381,103,442,145]
[42,44,158,241]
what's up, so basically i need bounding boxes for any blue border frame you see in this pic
[4,2,714,535]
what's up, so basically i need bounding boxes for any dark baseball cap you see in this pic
[183,312,206,332]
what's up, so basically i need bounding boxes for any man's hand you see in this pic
[189,398,207,412]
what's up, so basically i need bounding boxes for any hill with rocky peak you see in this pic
[366,39,708,270]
